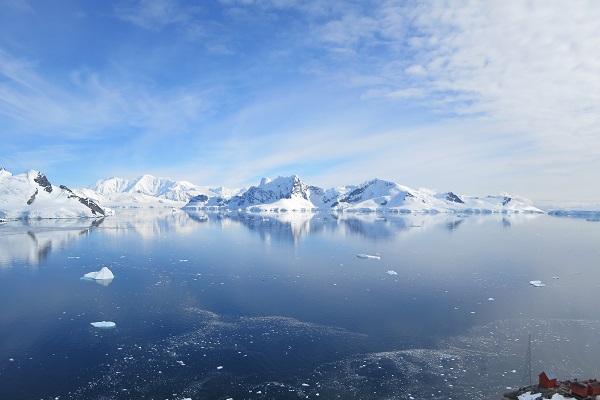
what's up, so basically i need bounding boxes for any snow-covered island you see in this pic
[0,168,549,218]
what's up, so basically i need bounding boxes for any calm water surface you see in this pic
[1,211,599,399]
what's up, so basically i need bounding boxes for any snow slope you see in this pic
[0,169,107,219]
[80,174,238,208]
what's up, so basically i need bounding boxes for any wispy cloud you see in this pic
[0,49,213,139]
[1,0,599,203]
[114,0,192,30]
[408,1,600,151]
[215,0,600,162]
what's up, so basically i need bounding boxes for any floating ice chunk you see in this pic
[386,270,398,276]
[91,321,116,329]
[83,267,114,280]
[488,298,494,301]
[217,365,223,369]
[357,254,380,260]
[529,280,546,287]
[552,276,559,279]
[518,392,543,400]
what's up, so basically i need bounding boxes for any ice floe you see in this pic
[83,266,114,280]
[357,254,380,260]
[529,280,546,287]
[91,321,116,329]
[386,270,398,276]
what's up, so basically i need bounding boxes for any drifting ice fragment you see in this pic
[517,392,543,400]
[91,321,116,329]
[386,270,398,276]
[488,298,494,301]
[529,280,546,287]
[83,267,114,280]
[357,254,380,260]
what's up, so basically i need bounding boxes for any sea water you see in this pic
[0,210,599,399]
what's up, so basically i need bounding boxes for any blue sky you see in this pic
[1,0,599,206]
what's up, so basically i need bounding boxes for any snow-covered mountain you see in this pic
[0,168,107,219]
[0,169,543,218]
[226,176,315,211]
[77,174,238,208]
[184,175,543,214]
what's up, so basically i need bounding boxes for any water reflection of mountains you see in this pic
[0,210,539,266]
[186,210,538,243]
[0,218,104,267]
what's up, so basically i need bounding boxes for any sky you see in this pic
[0,0,599,207]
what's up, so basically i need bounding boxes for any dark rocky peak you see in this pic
[34,172,53,193]
[446,192,464,204]
[59,185,105,216]
[27,188,39,205]
[190,194,209,203]
[502,196,512,206]
[339,179,385,204]
[340,185,366,204]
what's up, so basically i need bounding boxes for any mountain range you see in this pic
[1,168,543,220]
[185,175,542,213]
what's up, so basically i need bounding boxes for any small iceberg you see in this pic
[530,280,546,287]
[386,270,398,276]
[90,321,116,329]
[83,267,114,281]
[357,254,380,260]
